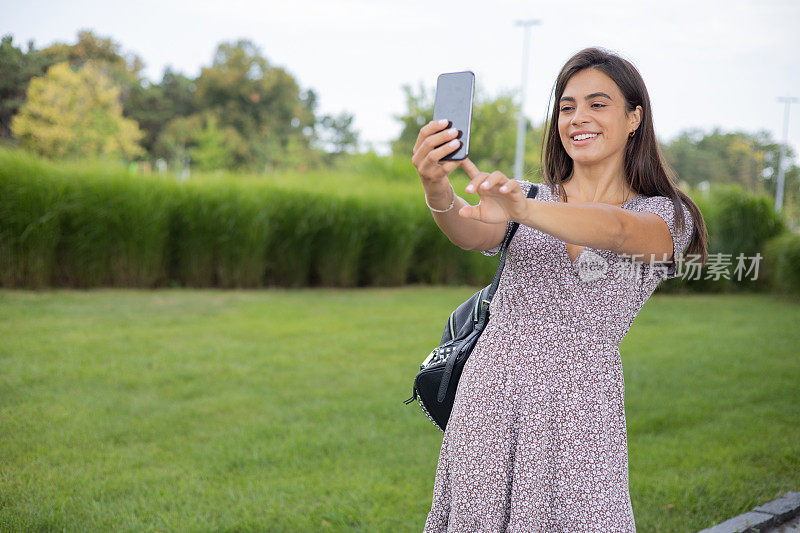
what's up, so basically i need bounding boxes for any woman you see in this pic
[412,46,708,532]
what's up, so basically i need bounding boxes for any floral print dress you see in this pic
[423,179,694,532]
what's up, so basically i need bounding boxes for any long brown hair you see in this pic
[540,46,708,264]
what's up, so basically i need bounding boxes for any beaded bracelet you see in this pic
[425,182,456,213]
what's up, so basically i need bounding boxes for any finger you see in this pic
[460,157,482,180]
[412,127,460,168]
[477,170,502,191]
[413,120,442,154]
[462,162,491,194]
[468,170,508,192]
[498,177,519,193]
[465,167,496,195]
[477,171,510,192]
[421,138,462,169]
[413,119,450,154]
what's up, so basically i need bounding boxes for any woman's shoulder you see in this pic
[626,193,695,256]
[627,193,692,218]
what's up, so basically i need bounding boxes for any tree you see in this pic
[469,89,545,178]
[38,30,153,152]
[0,35,51,138]
[662,127,795,195]
[316,111,359,156]
[155,112,247,171]
[39,29,145,94]
[391,82,432,160]
[193,39,317,171]
[11,61,144,159]
[391,83,543,178]
[125,67,198,156]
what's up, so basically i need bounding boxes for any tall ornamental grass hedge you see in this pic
[763,231,800,295]
[657,185,789,294]
[1,147,797,295]
[0,148,499,289]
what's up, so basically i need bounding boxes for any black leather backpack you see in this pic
[403,183,540,432]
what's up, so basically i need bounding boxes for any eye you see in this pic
[560,103,607,112]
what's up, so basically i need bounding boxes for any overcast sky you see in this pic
[3,0,799,160]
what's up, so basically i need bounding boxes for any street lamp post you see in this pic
[514,19,541,180]
[775,96,797,213]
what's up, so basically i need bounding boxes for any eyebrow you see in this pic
[559,92,613,103]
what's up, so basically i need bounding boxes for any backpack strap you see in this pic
[435,182,541,404]
[485,183,540,303]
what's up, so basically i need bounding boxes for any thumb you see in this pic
[458,203,479,219]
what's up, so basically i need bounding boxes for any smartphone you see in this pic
[432,70,475,161]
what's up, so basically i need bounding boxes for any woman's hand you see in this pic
[411,119,462,203]
[458,159,529,224]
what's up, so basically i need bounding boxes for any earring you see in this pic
[628,130,636,138]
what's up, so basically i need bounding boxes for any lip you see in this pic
[571,132,601,146]
[570,130,599,138]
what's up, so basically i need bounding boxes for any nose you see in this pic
[571,104,590,126]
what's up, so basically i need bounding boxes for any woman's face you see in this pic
[557,68,642,166]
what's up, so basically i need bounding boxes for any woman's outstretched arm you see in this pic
[457,159,676,264]
[519,200,674,264]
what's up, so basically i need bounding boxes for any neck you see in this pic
[563,154,636,205]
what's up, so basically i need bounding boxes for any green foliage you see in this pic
[38,29,145,93]
[126,68,198,157]
[332,150,419,182]
[6,26,796,202]
[0,149,64,286]
[2,31,359,172]
[0,34,51,138]
[390,82,545,178]
[193,39,317,171]
[187,114,247,171]
[156,112,250,171]
[167,181,273,287]
[357,199,418,285]
[0,147,500,289]
[391,81,432,159]
[10,61,144,160]
[316,110,359,158]
[662,185,787,294]
[55,171,171,287]
[469,89,545,179]
[0,149,167,287]
[710,184,786,257]
[763,231,800,295]
[3,147,799,295]
[662,127,799,225]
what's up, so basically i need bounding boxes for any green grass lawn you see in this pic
[0,288,798,532]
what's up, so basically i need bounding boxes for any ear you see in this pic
[629,105,643,131]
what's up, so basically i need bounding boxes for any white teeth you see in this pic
[573,133,599,141]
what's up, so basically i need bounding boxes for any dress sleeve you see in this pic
[479,179,534,256]
[627,195,694,279]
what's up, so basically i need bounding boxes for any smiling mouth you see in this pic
[571,133,600,144]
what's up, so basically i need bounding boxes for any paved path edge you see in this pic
[697,491,800,533]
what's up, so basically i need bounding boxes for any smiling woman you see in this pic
[415,46,710,532]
